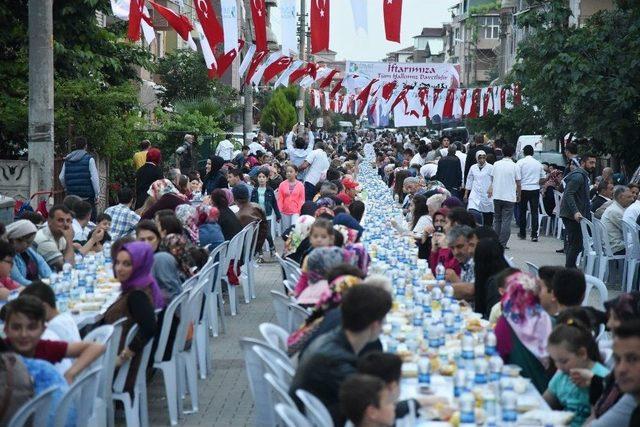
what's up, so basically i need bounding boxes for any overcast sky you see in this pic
[269,0,456,61]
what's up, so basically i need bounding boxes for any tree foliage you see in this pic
[465,104,546,146]
[260,89,297,136]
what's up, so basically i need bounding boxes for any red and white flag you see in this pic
[250,0,268,51]
[383,0,403,43]
[442,89,456,119]
[220,0,239,53]
[150,1,195,49]
[239,44,257,78]
[244,50,268,84]
[512,83,522,105]
[127,0,145,42]
[356,79,379,116]
[318,69,339,89]
[195,22,217,77]
[311,0,330,53]
[274,60,303,87]
[215,39,244,78]
[467,88,481,118]
[252,52,286,85]
[453,89,465,118]
[262,56,293,84]
[429,88,446,119]
[195,0,224,54]
[329,78,344,98]
[289,63,318,85]
[112,0,154,45]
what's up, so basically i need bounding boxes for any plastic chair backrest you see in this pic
[182,274,199,291]
[283,280,295,293]
[253,345,294,387]
[113,324,154,394]
[153,289,189,364]
[7,386,58,427]
[239,338,279,426]
[228,227,249,271]
[209,240,228,264]
[188,273,209,327]
[295,389,334,427]
[242,220,258,265]
[580,218,597,255]
[83,324,115,399]
[275,358,295,385]
[53,366,102,427]
[583,274,608,310]
[288,302,310,332]
[622,219,640,258]
[525,262,539,277]
[264,372,296,407]
[270,290,292,330]
[259,322,289,352]
[274,403,312,427]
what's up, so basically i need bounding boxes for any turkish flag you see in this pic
[214,39,244,78]
[289,63,318,85]
[194,0,224,52]
[383,0,403,43]
[468,88,481,119]
[513,83,522,105]
[262,56,293,84]
[318,69,338,89]
[244,50,268,84]
[250,0,268,51]
[329,78,343,98]
[149,1,193,42]
[311,0,330,53]
[442,88,456,118]
[128,0,145,41]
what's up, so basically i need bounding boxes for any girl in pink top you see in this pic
[277,164,306,232]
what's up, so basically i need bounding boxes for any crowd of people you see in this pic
[0,125,639,427]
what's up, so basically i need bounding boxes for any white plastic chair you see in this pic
[271,290,293,330]
[283,280,295,294]
[622,219,640,291]
[538,191,553,236]
[593,217,626,284]
[7,386,58,427]
[275,403,313,427]
[240,220,260,303]
[259,322,289,353]
[579,218,599,276]
[554,190,564,239]
[288,302,310,333]
[295,389,334,427]
[207,241,228,337]
[276,253,302,283]
[582,274,608,310]
[264,372,297,408]
[226,226,250,316]
[240,338,292,427]
[112,323,154,427]
[152,289,190,426]
[253,345,295,387]
[525,262,539,277]
[53,366,102,427]
[83,324,115,427]
[195,260,218,379]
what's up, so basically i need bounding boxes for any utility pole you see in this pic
[28,0,54,197]
[296,0,306,123]
[242,0,254,143]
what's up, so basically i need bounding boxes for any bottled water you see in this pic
[501,390,518,423]
[459,391,476,425]
[435,261,445,281]
[418,356,431,384]
[485,330,498,356]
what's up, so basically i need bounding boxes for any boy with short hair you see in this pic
[538,265,564,318]
[0,295,104,383]
[549,267,586,315]
[339,374,396,427]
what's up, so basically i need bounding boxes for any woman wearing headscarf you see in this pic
[197,205,225,250]
[428,207,458,273]
[495,271,554,393]
[587,293,640,426]
[175,204,199,244]
[203,155,228,195]
[152,233,194,303]
[294,247,356,306]
[101,241,161,391]
[284,215,315,264]
[135,147,163,210]
[5,220,52,285]
[209,189,242,240]
[141,179,189,220]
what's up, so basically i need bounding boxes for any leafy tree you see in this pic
[466,104,546,146]
[260,89,297,136]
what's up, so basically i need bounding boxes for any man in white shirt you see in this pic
[215,134,235,161]
[602,185,635,255]
[299,141,330,200]
[516,145,546,241]
[489,144,521,248]
[409,146,428,166]
[248,137,264,155]
[464,150,494,226]
[420,162,438,180]
[455,142,467,179]
[34,205,76,270]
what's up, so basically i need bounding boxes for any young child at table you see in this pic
[0,295,104,383]
[339,374,396,427]
[0,239,23,300]
[20,280,81,375]
[543,318,609,427]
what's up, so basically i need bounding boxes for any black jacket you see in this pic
[560,167,591,220]
[591,194,609,213]
[250,186,281,219]
[217,207,243,241]
[436,155,462,190]
[135,163,163,210]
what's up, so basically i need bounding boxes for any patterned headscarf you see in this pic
[287,215,315,252]
[314,207,335,218]
[117,241,165,308]
[197,204,220,225]
[305,247,356,284]
[148,179,185,200]
[162,233,194,277]
[175,204,199,243]
[316,197,336,209]
[501,272,552,363]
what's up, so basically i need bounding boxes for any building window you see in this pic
[481,16,500,39]
[454,28,460,44]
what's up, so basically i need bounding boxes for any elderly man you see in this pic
[401,176,422,216]
[602,185,635,255]
[444,225,478,301]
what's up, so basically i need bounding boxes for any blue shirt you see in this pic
[10,247,52,286]
[548,362,609,427]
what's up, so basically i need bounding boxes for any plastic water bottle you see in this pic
[435,261,445,281]
[485,330,498,356]
[489,355,504,382]
[474,358,488,384]
[462,332,475,360]
[103,242,112,262]
[418,356,431,384]
[62,262,72,281]
[459,391,476,425]
[501,390,518,423]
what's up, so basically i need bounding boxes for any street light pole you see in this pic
[296,0,306,123]
[28,0,54,196]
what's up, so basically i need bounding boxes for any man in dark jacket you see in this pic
[289,285,392,425]
[435,145,463,198]
[559,153,596,268]
[59,136,100,221]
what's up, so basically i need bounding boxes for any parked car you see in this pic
[441,127,469,144]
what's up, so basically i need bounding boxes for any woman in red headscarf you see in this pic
[135,147,163,210]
